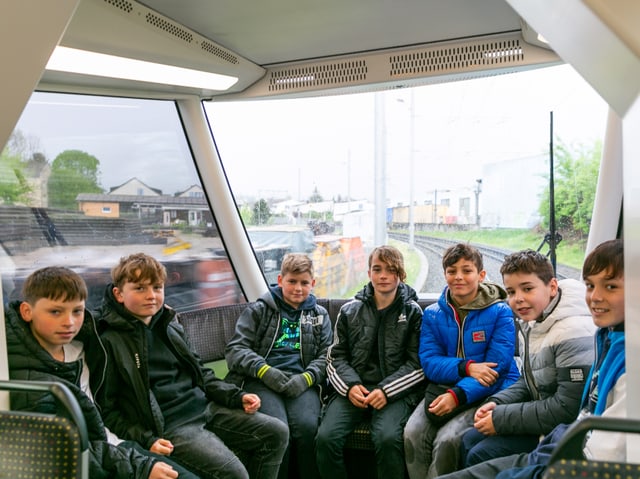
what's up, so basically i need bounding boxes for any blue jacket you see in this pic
[419,282,520,404]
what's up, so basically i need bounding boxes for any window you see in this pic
[2,92,243,310]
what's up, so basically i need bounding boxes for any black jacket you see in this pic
[5,300,157,479]
[325,282,425,404]
[93,285,246,449]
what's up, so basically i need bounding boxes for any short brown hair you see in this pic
[442,243,483,272]
[582,238,623,279]
[111,253,167,289]
[22,266,87,304]
[280,253,314,277]
[500,249,554,284]
[368,245,407,282]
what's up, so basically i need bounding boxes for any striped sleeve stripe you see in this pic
[383,368,424,397]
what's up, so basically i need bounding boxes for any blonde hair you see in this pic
[280,253,314,277]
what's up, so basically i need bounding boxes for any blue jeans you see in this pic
[166,401,289,479]
[122,440,201,479]
[316,393,413,479]
[243,378,321,479]
[461,427,540,468]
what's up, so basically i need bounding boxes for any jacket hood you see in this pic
[95,283,172,331]
[527,278,590,333]
[355,281,419,305]
[458,281,507,310]
[268,285,318,312]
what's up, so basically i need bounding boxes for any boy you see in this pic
[5,266,198,479]
[404,243,521,479]
[93,253,289,479]
[459,249,595,468]
[437,238,625,479]
[225,253,333,479]
[315,245,425,479]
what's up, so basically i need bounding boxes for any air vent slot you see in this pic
[101,0,240,66]
[390,39,524,76]
[104,0,133,14]
[145,12,194,43]
[268,60,368,92]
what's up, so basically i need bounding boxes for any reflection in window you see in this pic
[2,92,243,311]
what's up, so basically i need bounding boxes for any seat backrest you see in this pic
[543,416,640,479]
[0,379,89,479]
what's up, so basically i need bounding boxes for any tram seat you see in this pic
[543,416,640,479]
[178,297,435,453]
[0,379,89,479]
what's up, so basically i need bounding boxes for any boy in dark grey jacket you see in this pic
[226,253,332,479]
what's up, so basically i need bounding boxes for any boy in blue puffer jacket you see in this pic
[404,243,520,479]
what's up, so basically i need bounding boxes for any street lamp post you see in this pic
[474,179,482,227]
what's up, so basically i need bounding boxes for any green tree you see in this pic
[48,150,103,209]
[309,186,323,203]
[0,146,31,204]
[538,139,601,239]
[252,199,272,225]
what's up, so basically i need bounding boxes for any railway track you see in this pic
[388,233,582,295]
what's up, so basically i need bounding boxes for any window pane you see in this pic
[2,92,243,311]
[205,64,607,298]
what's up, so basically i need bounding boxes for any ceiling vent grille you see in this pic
[225,32,560,100]
[101,0,240,66]
[390,38,524,76]
[268,60,368,92]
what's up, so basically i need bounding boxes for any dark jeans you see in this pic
[166,401,289,479]
[123,440,201,479]
[461,427,540,468]
[316,393,413,479]
[243,378,321,479]
[438,453,530,479]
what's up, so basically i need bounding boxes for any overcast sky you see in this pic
[13,64,607,205]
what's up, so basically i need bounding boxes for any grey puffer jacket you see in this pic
[326,282,425,404]
[489,279,596,435]
[225,289,332,389]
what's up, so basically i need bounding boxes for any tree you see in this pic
[0,145,31,204]
[48,150,103,209]
[309,186,323,203]
[252,199,272,225]
[538,139,602,239]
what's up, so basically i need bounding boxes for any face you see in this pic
[503,272,558,322]
[584,269,624,329]
[445,258,486,305]
[19,297,85,358]
[278,271,315,308]
[368,254,401,296]
[113,279,164,324]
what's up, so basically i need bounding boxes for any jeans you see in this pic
[316,393,413,479]
[243,378,321,479]
[166,401,289,479]
[404,399,475,479]
[122,440,202,479]
[461,427,540,468]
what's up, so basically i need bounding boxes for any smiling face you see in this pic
[503,271,558,322]
[19,297,85,359]
[445,258,486,306]
[113,279,164,324]
[584,268,624,329]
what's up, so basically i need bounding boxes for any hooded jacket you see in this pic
[489,278,596,435]
[225,287,332,390]
[5,300,157,479]
[93,285,246,449]
[420,282,520,405]
[325,282,425,403]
